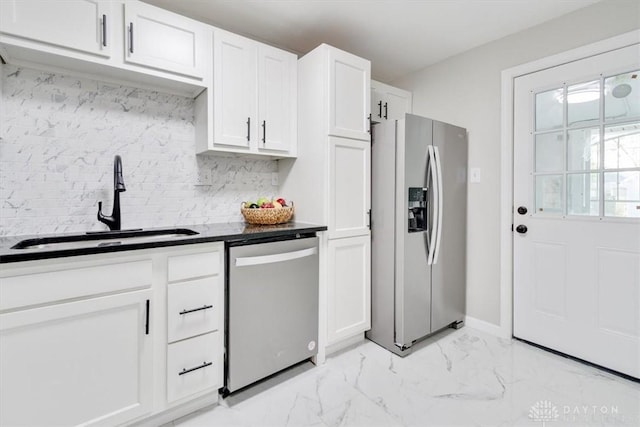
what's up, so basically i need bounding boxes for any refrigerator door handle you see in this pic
[426,145,438,265]
[432,146,444,264]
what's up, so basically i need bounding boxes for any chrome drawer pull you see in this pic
[178,361,212,376]
[179,304,213,315]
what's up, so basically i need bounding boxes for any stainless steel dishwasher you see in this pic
[224,233,319,395]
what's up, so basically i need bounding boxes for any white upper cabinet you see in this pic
[124,1,206,79]
[258,43,297,154]
[0,0,112,57]
[202,30,297,157]
[370,80,412,123]
[328,48,371,141]
[213,31,256,149]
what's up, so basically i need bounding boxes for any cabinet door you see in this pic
[327,48,370,140]
[326,235,371,345]
[371,89,385,123]
[257,44,296,154]
[0,0,111,57]
[124,2,205,78]
[383,88,412,122]
[328,137,371,239]
[0,290,153,427]
[213,30,257,149]
[371,80,412,123]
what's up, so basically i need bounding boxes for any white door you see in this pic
[213,30,257,149]
[257,43,296,153]
[328,136,371,239]
[124,1,205,78]
[327,48,371,141]
[513,44,640,379]
[0,0,111,57]
[0,290,154,426]
[326,235,371,345]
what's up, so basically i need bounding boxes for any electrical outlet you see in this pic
[271,172,279,186]
[470,168,481,183]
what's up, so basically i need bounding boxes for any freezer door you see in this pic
[395,114,433,347]
[430,120,467,332]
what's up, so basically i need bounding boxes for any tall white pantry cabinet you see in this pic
[280,44,371,358]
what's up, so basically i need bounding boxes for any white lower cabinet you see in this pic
[0,287,153,427]
[0,242,224,426]
[326,235,371,345]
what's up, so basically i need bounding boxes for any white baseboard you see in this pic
[325,333,365,357]
[464,316,510,339]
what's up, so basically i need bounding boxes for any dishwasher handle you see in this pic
[235,247,317,267]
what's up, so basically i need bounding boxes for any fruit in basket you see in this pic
[276,198,287,207]
[273,201,282,208]
[257,197,270,206]
[249,203,259,209]
[261,202,274,208]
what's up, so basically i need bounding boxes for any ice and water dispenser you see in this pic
[408,187,427,232]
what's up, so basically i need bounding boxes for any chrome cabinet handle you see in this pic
[246,117,251,141]
[377,100,382,118]
[179,305,213,315]
[178,361,212,376]
[383,102,388,119]
[262,120,266,144]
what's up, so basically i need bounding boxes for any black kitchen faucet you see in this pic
[97,155,126,231]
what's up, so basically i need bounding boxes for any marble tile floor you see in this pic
[170,327,640,427]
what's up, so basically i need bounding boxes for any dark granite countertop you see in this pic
[0,222,327,264]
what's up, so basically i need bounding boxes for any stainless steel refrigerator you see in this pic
[366,113,467,356]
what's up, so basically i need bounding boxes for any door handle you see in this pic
[262,120,266,144]
[179,305,213,315]
[246,117,251,141]
[516,225,528,234]
[377,101,382,118]
[235,247,317,267]
[383,102,388,119]
[517,206,528,215]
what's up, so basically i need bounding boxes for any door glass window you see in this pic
[604,171,640,217]
[535,175,563,214]
[604,123,640,169]
[605,71,640,121]
[535,132,564,172]
[567,80,600,127]
[535,88,563,131]
[567,127,599,171]
[533,70,640,218]
[567,173,599,216]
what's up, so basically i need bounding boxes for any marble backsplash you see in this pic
[0,65,279,236]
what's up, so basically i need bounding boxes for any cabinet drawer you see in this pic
[167,277,219,343]
[0,260,152,312]
[167,251,220,282]
[167,332,219,403]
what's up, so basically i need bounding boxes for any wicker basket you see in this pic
[241,202,294,225]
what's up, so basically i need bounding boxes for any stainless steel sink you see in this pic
[11,228,199,250]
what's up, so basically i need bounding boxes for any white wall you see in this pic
[394,0,640,326]
[0,65,278,236]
